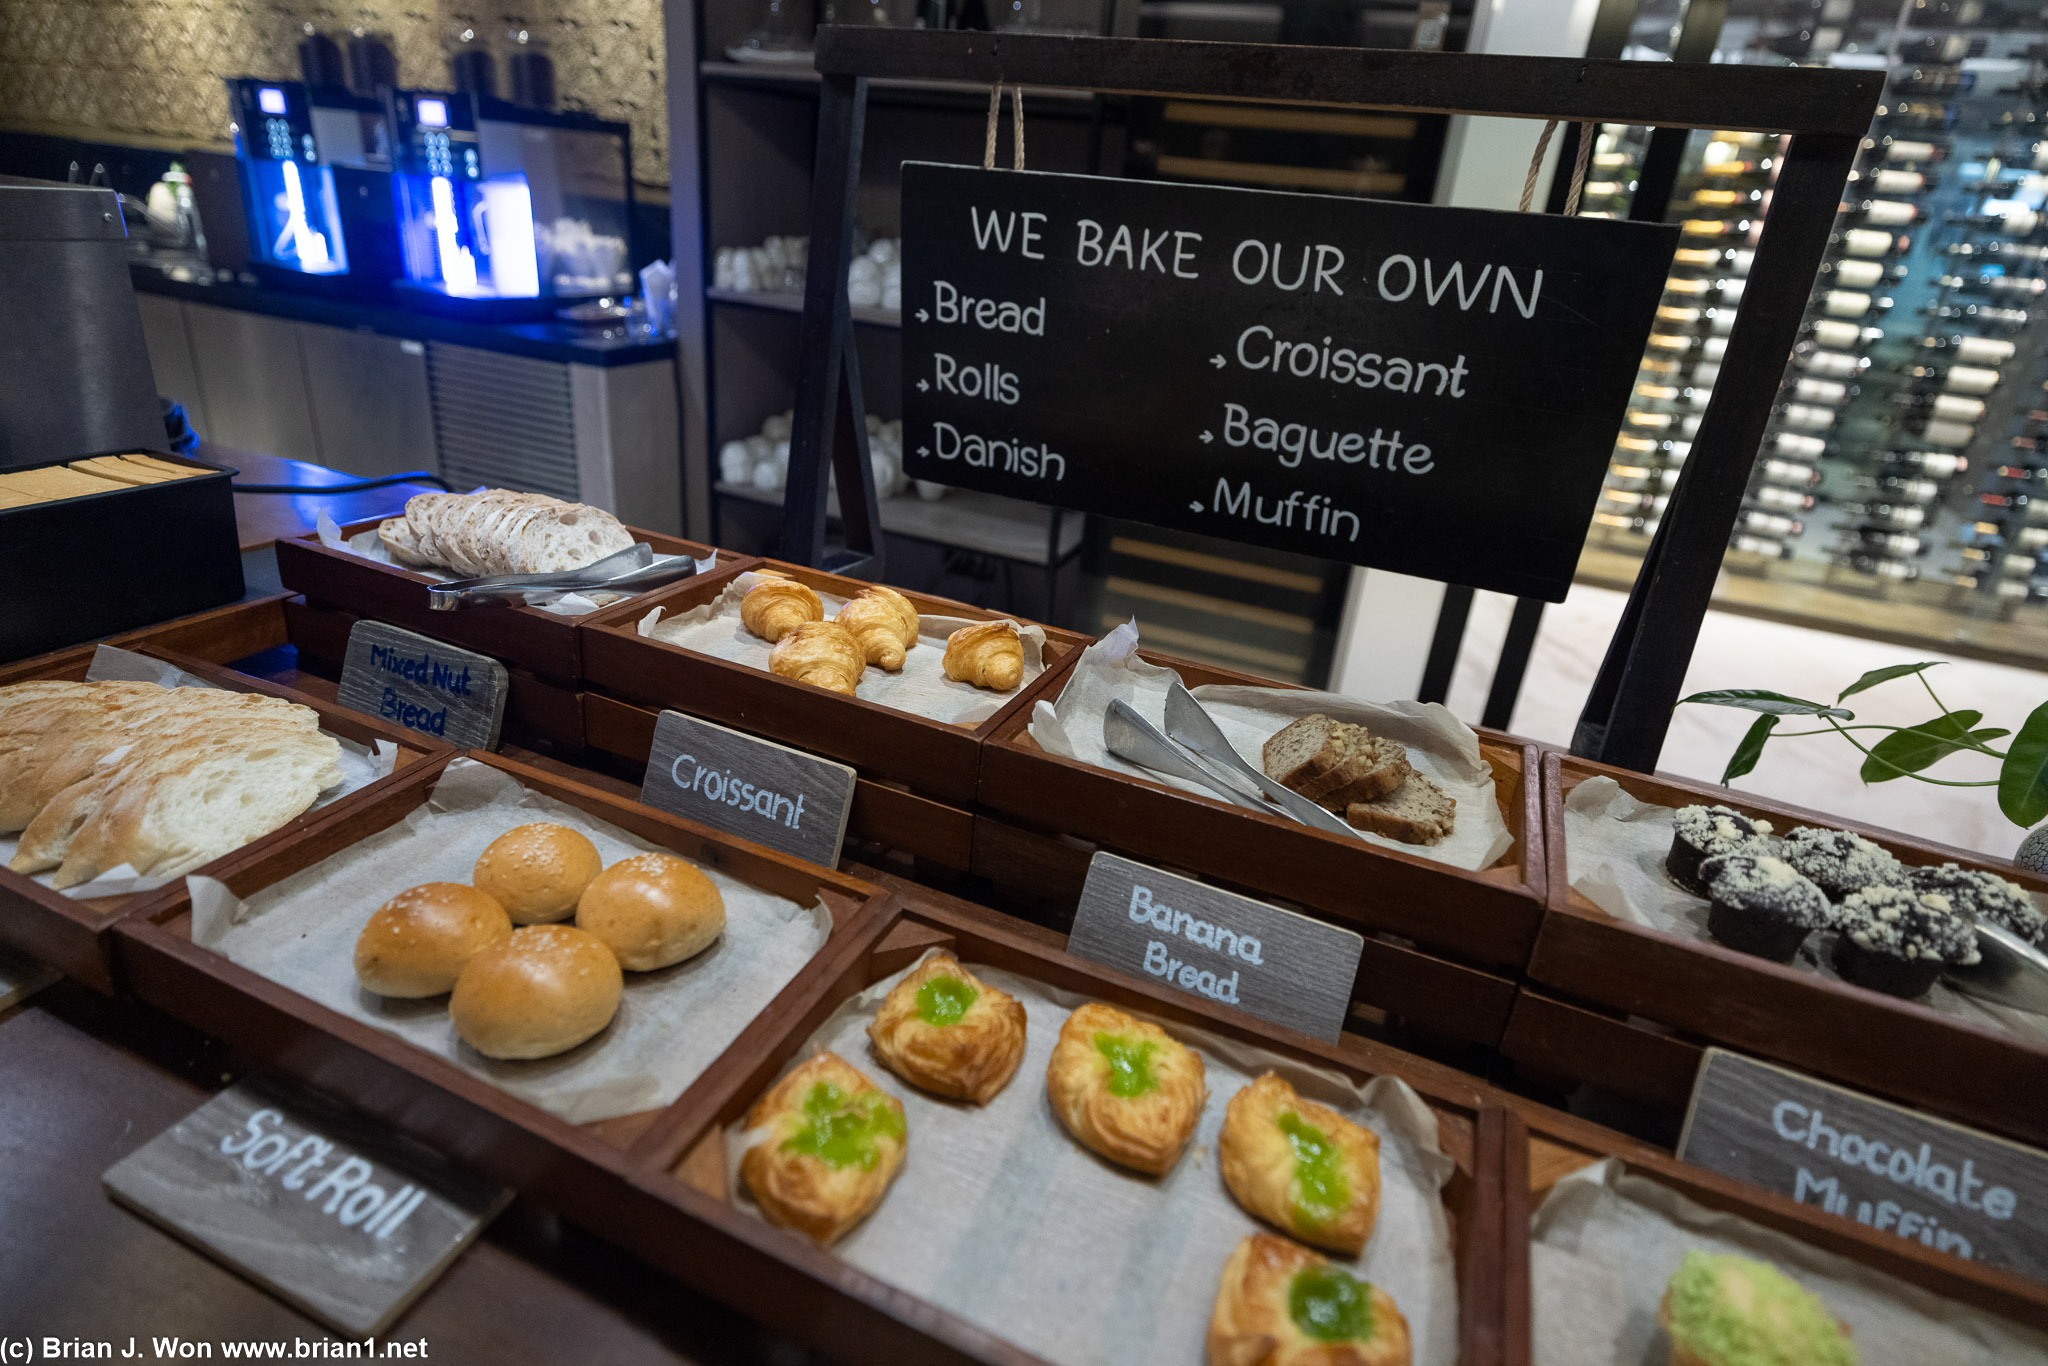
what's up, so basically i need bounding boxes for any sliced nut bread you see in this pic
[1296,727,1411,806]
[1346,774,1456,846]
[1262,714,1346,789]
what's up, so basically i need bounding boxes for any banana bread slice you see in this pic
[1296,726,1411,806]
[1346,774,1456,845]
[1262,714,1346,789]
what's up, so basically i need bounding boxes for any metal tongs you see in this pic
[1945,920,2048,1014]
[1102,688,1361,840]
[425,543,702,609]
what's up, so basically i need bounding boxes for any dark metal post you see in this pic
[783,73,884,576]
[1573,131,1862,767]
[1417,584,1472,705]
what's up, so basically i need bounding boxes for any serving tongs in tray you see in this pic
[1945,919,2048,1014]
[425,543,705,609]
[1103,687,1362,841]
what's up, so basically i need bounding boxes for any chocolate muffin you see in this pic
[1781,827,1905,901]
[1699,853,1834,963]
[1667,805,1775,896]
[1907,863,2046,945]
[1832,885,1981,998]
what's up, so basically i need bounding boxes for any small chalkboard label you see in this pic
[338,620,508,750]
[1067,852,1362,1043]
[1677,1048,2048,1282]
[900,163,1679,601]
[103,1076,511,1336]
[639,709,857,868]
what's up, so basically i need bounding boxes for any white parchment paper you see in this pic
[638,571,1046,728]
[1531,1158,2048,1365]
[0,646,395,901]
[186,757,833,1123]
[1027,623,1513,870]
[316,511,717,616]
[727,951,1461,1366]
[1562,776,2048,1043]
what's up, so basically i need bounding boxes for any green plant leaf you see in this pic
[1836,661,1945,702]
[1998,701,2048,827]
[1859,711,1983,783]
[1679,688,1853,720]
[1723,713,1777,784]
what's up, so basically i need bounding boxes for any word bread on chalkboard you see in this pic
[901,163,1679,600]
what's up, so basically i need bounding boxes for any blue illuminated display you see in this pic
[258,85,287,115]
[416,97,449,128]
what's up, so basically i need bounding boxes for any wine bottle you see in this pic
[1822,258,1906,289]
[1852,528,1925,555]
[1895,412,1977,447]
[1947,205,2042,235]
[1921,303,2031,331]
[1813,319,1885,349]
[1920,333,2018,364]
[1797,347,1868,379]
[1887,391,1989,422]
[1868,167,1932,195]
[1841,198,1921,227]
[1754,485,1815,512]
[1879,136,1948,164]
[1734,534,1795,558]
[1887,448,1970,476]
[1948,241,2048,264]
[1738,509,1803,537]
[1839,552,1919,580]
[1894,361,2002,396]
[1793,376,1851,404]
[1837,227,1911,258]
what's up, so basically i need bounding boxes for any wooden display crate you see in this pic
[1533,751,2048,1147]
[1502,1106,2048,1360]
[111,751,890,1219]
[274,515,732,687]
[615,892,1518,1366]
[581,692,978,873]
[0,644,442,993]
[580,559,1090,806]
[965,807,1524,1049]
[977,648,1547,974]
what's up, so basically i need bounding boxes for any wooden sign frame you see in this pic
[782,28,1881,774]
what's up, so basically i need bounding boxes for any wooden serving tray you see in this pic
[274,515,733,687]
[612,885,1518,1366]
[1533,751,2048,1147]
[579,559,1090,806]
[978,648,1547,973]
[0,641,443,993]
[581,692,978,873]
[1502,1106,2048,1361]
[110,751,890,1220]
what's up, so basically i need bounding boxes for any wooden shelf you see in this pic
[699,59,1099,106]
[706,286,901,328]
[715,481,1085,565]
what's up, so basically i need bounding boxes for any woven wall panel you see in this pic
[0,0,668,185]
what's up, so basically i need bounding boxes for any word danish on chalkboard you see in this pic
[1067,853,1362,1043]
[901,163,1679,600]
[639,709,857,869]
[103,1077,510,1336]
[338,620,508,750]
[1677,1048,2048,1282]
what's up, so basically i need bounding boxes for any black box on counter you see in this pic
[0,449,243,662]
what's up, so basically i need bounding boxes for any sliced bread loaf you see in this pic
[1345,774,1456,846]
[1262,714,1345,789]
[1296,726,1411,806]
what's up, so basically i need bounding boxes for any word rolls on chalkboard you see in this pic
[900,163,1679,600]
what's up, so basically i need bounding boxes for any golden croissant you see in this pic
[741,578,824,643]
[771,620,865,695]
[835,587,920,672]
[943,622,1024,692]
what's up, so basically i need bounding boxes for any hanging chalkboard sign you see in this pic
[900,163,1679,600]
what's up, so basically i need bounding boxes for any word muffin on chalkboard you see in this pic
[900,164,1678,600]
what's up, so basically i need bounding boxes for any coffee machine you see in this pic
[387,88,634,319]
[225,76,399,292]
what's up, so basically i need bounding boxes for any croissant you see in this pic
[741,578,824,643]
[835,587,920,672]
[770,620,865,695]
[943,622,1024,692]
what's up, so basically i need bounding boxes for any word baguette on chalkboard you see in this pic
[900,163,1680,601]
[639,709,857,868]
[1066,852,1362,1043]
[102,1076,510,1336]
[338,620,508,750]
[1677,1048,2048,1282]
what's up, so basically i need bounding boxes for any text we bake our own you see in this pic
[920,201,1545,548]
[219,1107,426,1240]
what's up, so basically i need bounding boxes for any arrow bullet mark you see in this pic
[915,309,928,321]
[1209,355,1226,369]
[1188,501,1204,513]
[916,379,929,391]
[1199,431,1213,444]
[917,447,929,456]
